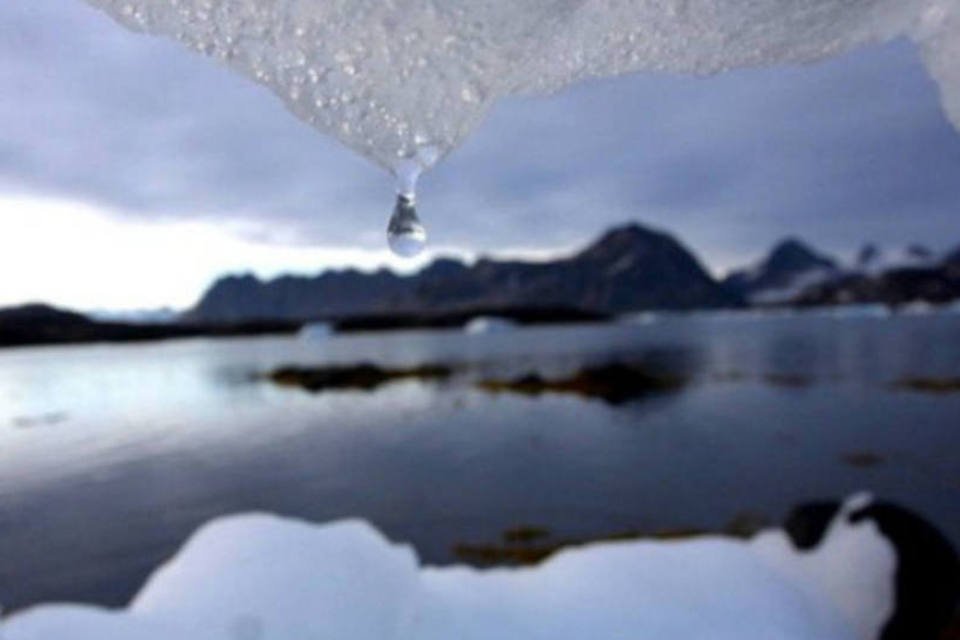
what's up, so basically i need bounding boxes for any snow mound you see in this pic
[82,0,959,176]
[3,496,895,640]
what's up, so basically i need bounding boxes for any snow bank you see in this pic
[3,496,896,640]
[82,0,959,175]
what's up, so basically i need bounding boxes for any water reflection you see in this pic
[0,314,957,611]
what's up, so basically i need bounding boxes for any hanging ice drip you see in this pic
[386,147,438,258]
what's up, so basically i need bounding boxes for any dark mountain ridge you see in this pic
[3,228,959,350]
[189,223,742,323]
[0,303,299,349]
[721,237,960,308]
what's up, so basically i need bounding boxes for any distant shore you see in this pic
[0,304,302,349]
[0,303,609,349]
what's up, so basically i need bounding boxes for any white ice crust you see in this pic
[82,0,959,176]
[3,495,896,640]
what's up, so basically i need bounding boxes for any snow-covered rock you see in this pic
[723,238,839,305]
[855,244,940,276]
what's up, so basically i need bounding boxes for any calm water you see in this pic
[0,311,958,611]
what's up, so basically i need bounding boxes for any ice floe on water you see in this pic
[2,495,907,640]
[464,316,517,335]
[83,0,960,179]
[297,321,333,341]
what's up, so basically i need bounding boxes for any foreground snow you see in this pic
[3,496,895,640]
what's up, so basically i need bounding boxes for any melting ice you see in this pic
[1,496,898,640]
[387,194,427,258]
[82,0,959,254]
[83,0,960,170]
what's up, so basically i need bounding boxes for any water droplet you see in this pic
[387,194,427,258]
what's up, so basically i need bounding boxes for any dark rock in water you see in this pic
[190,222,741,323]
[849,502,960,640]
[476,362,687,405]
[269,363,453,392]
[892,377,960,394]
[783,501,842,551]
[785,499,960,640]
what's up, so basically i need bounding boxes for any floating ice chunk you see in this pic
[897,300,937,315]
[298,321,333,340]
[619,311,661,325]
[464,316,517,335]
[81,0,960,176]
[2,497,902,640]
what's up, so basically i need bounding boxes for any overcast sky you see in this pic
[1,0,959,310]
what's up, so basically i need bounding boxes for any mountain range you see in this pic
[189,224,740,323]
[190,222,960,324]
[0,304,299,349]
[2,222,958,349]
[723,238,960,308]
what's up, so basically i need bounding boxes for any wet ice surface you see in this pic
[84,0,959,174]
[3,497,894,640]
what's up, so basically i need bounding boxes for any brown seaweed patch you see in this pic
[454,513,767,567]
[477,363,687,405]
[502,525,552,544]
[893,377,960,394]
[722,511,771,538]
[269,363,453,392]
[454,543,559,565]
[454,529,705,566]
